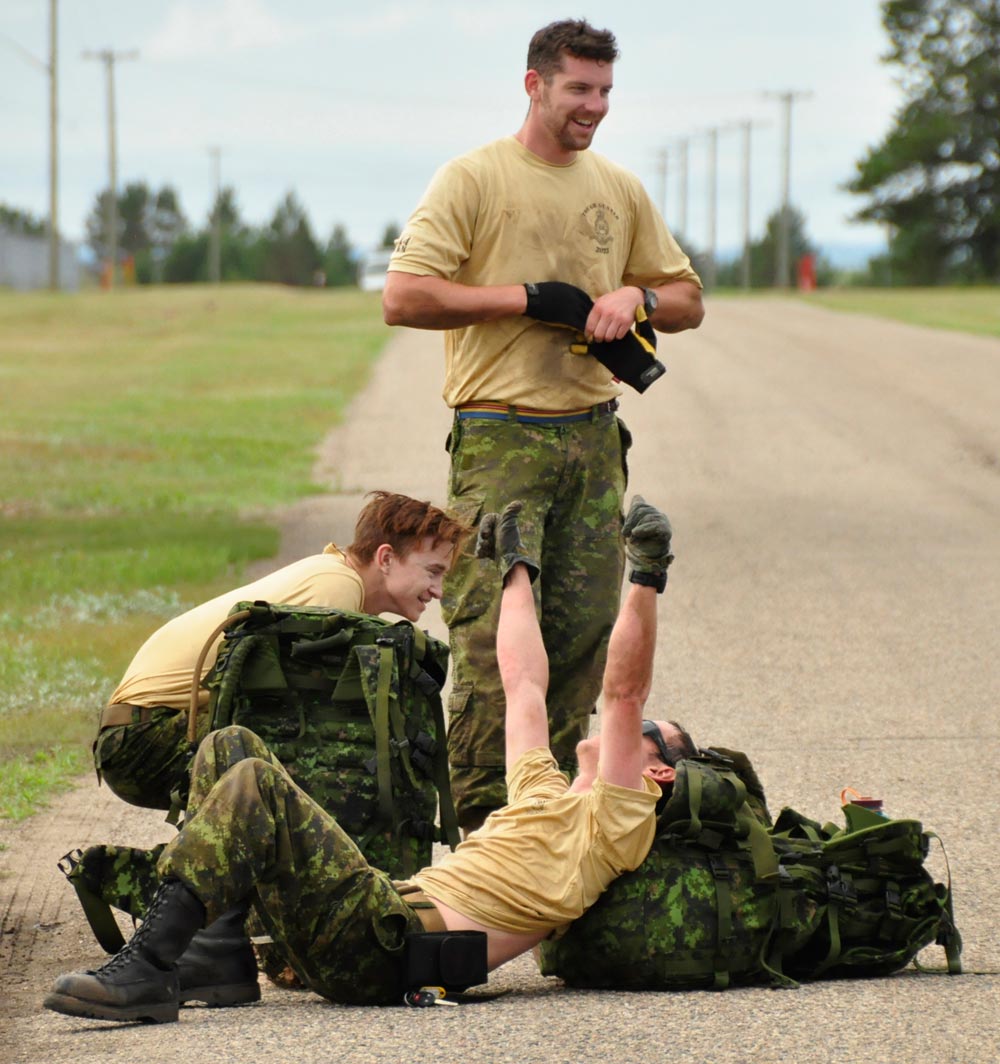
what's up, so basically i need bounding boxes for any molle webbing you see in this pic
[198,602,459,879]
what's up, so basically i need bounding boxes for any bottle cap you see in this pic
[840,786,883,809]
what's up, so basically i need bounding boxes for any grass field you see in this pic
[707,286,1000,339]
[0,284,389,819]
[803,286,1000,338]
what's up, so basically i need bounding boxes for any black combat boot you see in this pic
[44,878,205,1024]
[177,906,260,1007]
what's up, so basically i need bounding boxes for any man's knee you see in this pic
[202,725,270,764]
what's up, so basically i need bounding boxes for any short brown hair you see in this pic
[527,19,619,80]
[344,491,471,566]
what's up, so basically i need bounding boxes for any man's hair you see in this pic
[664,720,698,765]
[343,491,472,565]
[526,19,619,80]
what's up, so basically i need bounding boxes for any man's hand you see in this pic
[584,286,645,342]
[523,282,593,331]
[622,495,674,591]
[475,501,540,585]
[570,309,666,394]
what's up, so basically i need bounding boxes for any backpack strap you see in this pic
[373,643,396,829]
[187,607,254,744]
[58,849,128,955]
[431,692,461,852]
[923,831,963,975]
[405,621,460,852]
[707,853,734,989]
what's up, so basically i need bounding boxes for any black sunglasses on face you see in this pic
[642,719,677,766]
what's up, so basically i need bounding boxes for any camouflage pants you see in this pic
[93,707,192,810]
[442,410,630,827]
[157,726,424,1005]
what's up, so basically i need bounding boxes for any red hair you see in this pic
[345,491,471,565]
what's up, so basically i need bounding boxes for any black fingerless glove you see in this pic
[524,282,593,331]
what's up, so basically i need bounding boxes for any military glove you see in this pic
[524,281,593,331]
[570,306,666,394]
[622,494,674,592]
[475,501,540,585]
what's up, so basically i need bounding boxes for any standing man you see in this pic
[382,19,703,831]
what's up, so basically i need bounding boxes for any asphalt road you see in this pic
[2,297,998,1063]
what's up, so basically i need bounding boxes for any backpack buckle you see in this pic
[884,882,903,918]
[707,853,731,881]
[826,865,857,909]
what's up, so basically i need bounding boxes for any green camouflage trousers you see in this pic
[93,706,193,810]
[157,726,424,1005]
[442,410,630,827]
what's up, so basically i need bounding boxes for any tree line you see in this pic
[79,183,398,287]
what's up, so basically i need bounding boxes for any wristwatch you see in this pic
[629,568,667,593]
[642,287,658,315]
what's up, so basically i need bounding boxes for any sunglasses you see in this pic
[642,719,677,767]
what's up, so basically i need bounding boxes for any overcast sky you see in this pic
[3,1,903,262]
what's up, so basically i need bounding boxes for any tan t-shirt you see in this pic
[109,549,365,711]
[389,136,701,409]
[409,746,659,935]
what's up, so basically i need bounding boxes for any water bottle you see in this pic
[840,787,888,817]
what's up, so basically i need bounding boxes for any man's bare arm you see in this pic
[595,496,675,791]
[594,582,658,792]
[585,280,705,341]
[382,271,527,330]
[497,564,550,769]
[476,503,549,769]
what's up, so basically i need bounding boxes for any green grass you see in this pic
[801,287,1000,339]
[0,284,390,819]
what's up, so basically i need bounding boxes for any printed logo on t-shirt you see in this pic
[582,202,621,255]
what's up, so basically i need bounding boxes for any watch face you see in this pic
[644,288,658,312]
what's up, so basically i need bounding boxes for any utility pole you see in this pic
[48,0,59,290]
[765,89,811,288]
[726,118,768,290]
[208,146,222,284]
[741,120,751,289]
[84,47,138,288]
[4,8,60,288]
[704,128,718,290]
[655,147,668,220]
[676,137,689,238]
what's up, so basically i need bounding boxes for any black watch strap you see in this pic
[629,569,667,593]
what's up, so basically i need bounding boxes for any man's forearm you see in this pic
[497,564,550,765]
[601,583,657,711]
[648,280,705,333]
[383,272,528,330]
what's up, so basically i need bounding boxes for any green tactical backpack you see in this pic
[199,601,461,877]
[537,750,962,990]
[62,601,460,958]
